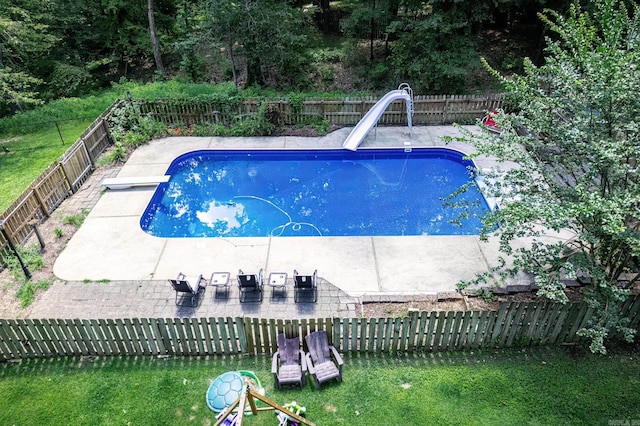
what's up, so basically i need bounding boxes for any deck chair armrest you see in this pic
[196,274,205,289]
[299,349,308,373]
[177,272,186,280]
[271,351,280,374]
[305,352,316,375]
[329,345,344,372]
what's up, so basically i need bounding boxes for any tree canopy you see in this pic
[456,0,640,353]
[0,0,572,118]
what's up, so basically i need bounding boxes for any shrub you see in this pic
[106,100,167,155]
[97,142,128,165]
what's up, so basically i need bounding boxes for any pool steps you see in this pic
[101,175,170,190]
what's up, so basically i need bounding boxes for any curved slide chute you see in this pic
[343,83,413,151]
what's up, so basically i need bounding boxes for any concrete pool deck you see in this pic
[51,125,515,305]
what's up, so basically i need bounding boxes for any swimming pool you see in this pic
[140,148,490,237]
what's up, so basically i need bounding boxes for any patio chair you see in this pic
[271,333,307,389]
[304,330,343,390]
[293,269,317,303]
[168,273,206,306]
[237,268,263,303]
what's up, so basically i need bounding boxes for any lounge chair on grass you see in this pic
[304,330,343,390]
[272,333,307,389]
[169,273,206,306]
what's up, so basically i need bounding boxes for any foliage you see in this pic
[97,142,128,165]
[0,119,92,211]
[227,100,276,136]
[46,63,92,99]
[1,243,43,283]
[0,0,564,115]
[0,0,58,115]
[173,38,209,83]
[16,278,53,308]
[0,348,639,425]
[62,209,89,228]
[388,15,482,94]
[106,99,167,154]
[0,68,44,117]
[0,80,345,210]
[0,91,116,136]
[202,0,318,88]
[309,117,332,135]
[455,0,640,353]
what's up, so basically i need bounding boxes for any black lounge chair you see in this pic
[271,333,307,389]
[304,330,343,390]
[237,268,263,303]
[294,269,317,303]
[168,273,205,306]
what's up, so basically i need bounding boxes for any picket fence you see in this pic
[1,297,639,361]
[138,94,503,127]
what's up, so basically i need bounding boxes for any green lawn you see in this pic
[0,119,93,212]
[1,346,638,425]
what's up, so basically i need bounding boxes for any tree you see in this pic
[148,0,166,77]
[388,14,482,93]
[0,0,57,114]
[203,0,316,88]
[456,0,640,353]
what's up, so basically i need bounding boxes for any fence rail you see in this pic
[1,297,639,361]
[138,94,503,127]
[0,104,117,259]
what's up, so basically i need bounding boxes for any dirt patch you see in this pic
[0,186,96,318]
[358,296,499,318]
[357,286,596,318]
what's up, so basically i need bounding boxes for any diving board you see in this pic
[343,83,413,151]
[101,175,170,190]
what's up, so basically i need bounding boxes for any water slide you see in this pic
[343,83,413,151]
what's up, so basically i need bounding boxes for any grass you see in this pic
[15,279,53,308]
[0,119,92,211]
[62,209,89,227]
[0,346,638,425]
[1,243,44,283]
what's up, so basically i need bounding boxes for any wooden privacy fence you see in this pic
[138,94,503,128]
[1,297,639,361]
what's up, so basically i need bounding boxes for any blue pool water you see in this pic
[140,148,489,237]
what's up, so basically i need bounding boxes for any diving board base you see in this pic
[101,175,170,190]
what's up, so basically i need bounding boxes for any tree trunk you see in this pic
[245,57,263,88]
[227,39,238,86]
[370,0,376,61]
[148,0,165,76]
